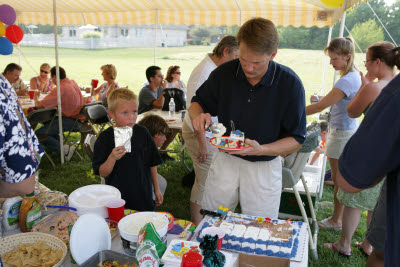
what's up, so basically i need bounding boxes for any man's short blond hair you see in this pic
[107,89,137,111]
[237,17,279,55]
[101,64,117,80]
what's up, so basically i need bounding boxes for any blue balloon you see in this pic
[0,36,13,55]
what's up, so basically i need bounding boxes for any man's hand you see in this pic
[224,138,263,156]
[110,146,126,161]
[154,189,164,206]
[192,113,212,135]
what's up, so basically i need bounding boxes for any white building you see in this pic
[21,24,188,49]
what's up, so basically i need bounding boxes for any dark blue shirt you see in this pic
[92,124,162,211]
[191,59,307,162]
[339,74,400,267]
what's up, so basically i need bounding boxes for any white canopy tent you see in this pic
[2,0,360,163]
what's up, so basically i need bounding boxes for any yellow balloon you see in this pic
[320,0,344,8]
[0,22,5,37]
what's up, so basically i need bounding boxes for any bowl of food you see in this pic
[118,212,169,256]
[68,185,121,218]
[0,232,67,267]
[81,250,137,267]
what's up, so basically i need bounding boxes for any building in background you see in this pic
[21,24,189,49]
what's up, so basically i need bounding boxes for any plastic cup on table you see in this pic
[181,251,202,267]
[105,199,126,222]
[91,79,99,88]
[201,226,225,250]
[28,90,35,99]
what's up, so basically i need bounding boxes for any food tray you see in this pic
[31,210,79,246]
[0,232,67,267]
[81,250,137,267]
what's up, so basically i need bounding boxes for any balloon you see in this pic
[0,37,13,55]
[5,25,23,44]
[0,5,16,25]
[0,21,4,37]
[320,0,344,8]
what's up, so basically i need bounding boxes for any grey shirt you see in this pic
[138,85,163,114]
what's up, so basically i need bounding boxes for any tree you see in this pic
[189,26,211,41]
[350,19,384,52]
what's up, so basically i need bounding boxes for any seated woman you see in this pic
[137,114,169,199]
[165,65,187,98]
[324,41,398,258]
[91,64,118,104]
[30,63,55,93]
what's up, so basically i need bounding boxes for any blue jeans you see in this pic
[36,117,82,154]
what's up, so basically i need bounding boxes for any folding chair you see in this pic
[281,123,322,260]
[27,107,58,167]
[83,104,112,137]
[63,102,101,160]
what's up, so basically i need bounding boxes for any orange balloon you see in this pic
[0,21,4,37]
[320,0,344,8]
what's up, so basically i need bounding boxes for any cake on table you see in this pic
[196,212,305,261]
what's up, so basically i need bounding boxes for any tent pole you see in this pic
[321,26,333,96]
[154,9,158,65]
[53,0,64,164]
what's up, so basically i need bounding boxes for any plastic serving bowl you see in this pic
[118,212,169,256]
[68,185,121,218]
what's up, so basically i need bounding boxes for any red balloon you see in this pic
[5,25,23,44]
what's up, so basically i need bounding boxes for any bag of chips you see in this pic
[136,223,167,267]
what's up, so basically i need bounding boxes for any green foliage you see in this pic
[82,31,102,39]
[350,19,384,52]
[189,25,211,40]
[188,39,202,45]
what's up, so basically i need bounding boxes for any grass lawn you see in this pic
[9,46,370,266]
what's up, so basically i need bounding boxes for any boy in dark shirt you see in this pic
[92,89,163,211]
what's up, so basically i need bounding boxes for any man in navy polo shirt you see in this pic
[337,74,400,267]
[189,17,307,218]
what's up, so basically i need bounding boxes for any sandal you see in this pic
[318,217,342,231]
[324,243,351,257]
[355,241,372,256]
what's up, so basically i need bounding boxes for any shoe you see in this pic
[161,152,175,162]
[324,243,351,257]
[318,217,342,231]
[64,145,76,162]
[354,241,372,256]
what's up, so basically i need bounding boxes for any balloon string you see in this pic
[15,45,39,76]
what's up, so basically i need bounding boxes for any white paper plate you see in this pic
[70,213,111,264]
[69,184,121,218]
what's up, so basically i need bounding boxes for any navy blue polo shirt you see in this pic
[339,74,400,267]
[191,59,307,162]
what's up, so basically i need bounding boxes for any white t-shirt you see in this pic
[184,53,218,137]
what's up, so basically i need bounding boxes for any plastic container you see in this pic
[181,252,202,267]
[81,250,136,267]
[19,191,42,232]
[169,98,176,117]
[118,212,168,256]
[2,196,22,231]
[311,93,319,104]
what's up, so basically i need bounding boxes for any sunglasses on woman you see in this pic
[40,70,49,74]
[174,72,181,75]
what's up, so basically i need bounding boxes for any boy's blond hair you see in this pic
[107,89,137,111]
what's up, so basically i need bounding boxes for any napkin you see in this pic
[114,126,133,153]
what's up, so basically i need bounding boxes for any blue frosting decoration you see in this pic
[218,140,227,146]
[231,130,244,136]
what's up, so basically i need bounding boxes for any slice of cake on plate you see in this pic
[228,130,245,148]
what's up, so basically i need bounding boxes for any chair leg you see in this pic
[45,152,56,167]
[300,175,319,260]
[292,186,318,260]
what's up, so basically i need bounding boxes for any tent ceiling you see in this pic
[2,0,363,27]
